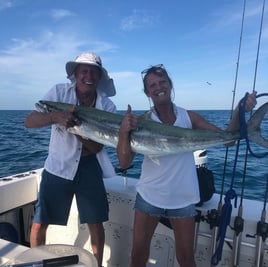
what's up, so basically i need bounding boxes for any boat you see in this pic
[1,150,268,267]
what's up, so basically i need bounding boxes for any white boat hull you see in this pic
[1,169,268,266]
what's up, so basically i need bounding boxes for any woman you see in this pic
[116,64,256,267]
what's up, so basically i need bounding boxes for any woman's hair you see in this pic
[141,64,173,94]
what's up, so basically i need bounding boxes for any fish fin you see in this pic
[55,125,65,133]
[247,102,268,148]
[148,156,160,165]
[140,110,153,120]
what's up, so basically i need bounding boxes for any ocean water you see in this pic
[0,109,267,202]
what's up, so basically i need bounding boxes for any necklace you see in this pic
[153,103,176,125]
[76,90,97,107]
[89,96,96,107]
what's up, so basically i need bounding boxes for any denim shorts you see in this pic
[134,193,197,218]
[33,154,109,225]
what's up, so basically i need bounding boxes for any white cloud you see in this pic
[120,9,157,31]
[49,9,76,20]
[0,29,118,109]
[0,0,13,10]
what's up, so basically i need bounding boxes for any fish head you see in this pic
[35,101,50,113]
[35,100,71,113]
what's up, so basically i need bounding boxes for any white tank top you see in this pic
[136,105,200,209]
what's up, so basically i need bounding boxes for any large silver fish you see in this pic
[35,100,268,156]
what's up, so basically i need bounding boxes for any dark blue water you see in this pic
[0,110,267,202]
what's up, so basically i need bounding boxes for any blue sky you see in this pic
[0,0,267,110]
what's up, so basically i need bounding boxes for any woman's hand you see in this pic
[117,105,138,169]
[119,105,139,135]
[244,91,257,112]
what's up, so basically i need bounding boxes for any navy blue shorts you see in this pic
[33,154,109,225]
[135,193,197,218]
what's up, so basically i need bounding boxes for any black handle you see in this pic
[43,255,79,267]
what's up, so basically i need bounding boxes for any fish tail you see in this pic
[247,102,268,148]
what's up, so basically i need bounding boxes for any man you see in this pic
[25,52,116,267]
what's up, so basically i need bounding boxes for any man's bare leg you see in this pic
[30,223,48,247]
[88,223,105,267]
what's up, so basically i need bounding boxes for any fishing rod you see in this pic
[231,140,246,267]
[212,0,267,263]
[231,201,244,267]
[243,1,267,264]
[251,0,266,94]
[231,93,268,267]
[209,124,238,265]
[211,136,240,266]
[205,161,226,264]
[202,165,223,265]
[229,2,247,266]
[228,91,268,267]
[254,177,268,267]
[206,207,221,267]
[194,209,203,252]
[207,1,247,265]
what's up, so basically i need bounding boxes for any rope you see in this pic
[211,189,237,265]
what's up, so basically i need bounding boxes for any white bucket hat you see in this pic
[65,52,116,97]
